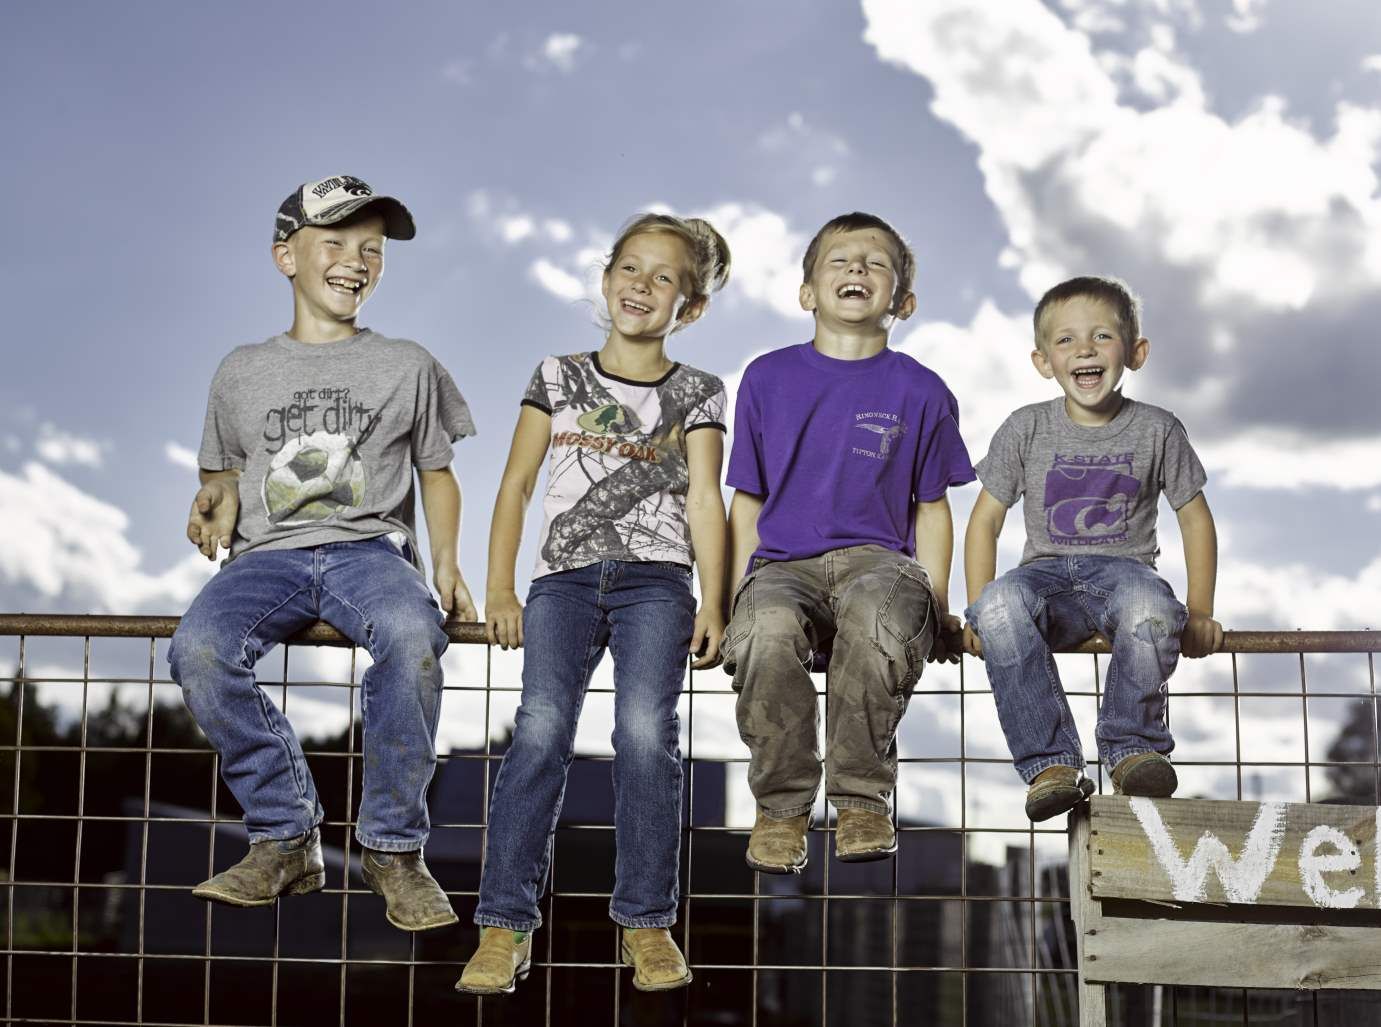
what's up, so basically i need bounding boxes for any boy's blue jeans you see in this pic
[964,556,1187,783]
[168,537,448,851]
[475,560,695,932]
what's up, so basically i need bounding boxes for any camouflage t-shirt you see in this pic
[198,329,475,568]
[522,352,726,578]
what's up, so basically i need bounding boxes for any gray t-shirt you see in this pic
[198,329,475,566]
[975,397,1206,567]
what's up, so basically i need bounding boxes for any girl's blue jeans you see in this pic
[475,560,695,932]
[168,537,448,851]
[965,556,1187,783]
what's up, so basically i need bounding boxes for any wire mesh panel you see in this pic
[0,617,1375,1026]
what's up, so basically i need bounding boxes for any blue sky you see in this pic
[3,1,1380,829]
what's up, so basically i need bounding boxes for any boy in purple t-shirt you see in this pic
[721,213,975,873]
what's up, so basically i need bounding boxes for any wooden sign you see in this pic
[1089,796,1381,909]
[1069,799,1381,1024]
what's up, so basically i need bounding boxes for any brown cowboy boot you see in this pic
[361,848,459,931]
[1111,752,1178,798]
[192,828,325,907]
[1025,765,1095,822]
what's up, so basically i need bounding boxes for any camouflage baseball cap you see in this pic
[273,175,416,243]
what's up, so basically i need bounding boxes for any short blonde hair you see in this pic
[1034,276,1141,350]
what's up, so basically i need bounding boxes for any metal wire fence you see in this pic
[0,615,1375,1026]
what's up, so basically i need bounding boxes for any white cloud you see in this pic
[0,462,213,612]
[1197,432,1381,491]
[697,203,811,322]
[164,442,199,471]
[35,423,106,468]
[533,33,583,73]
[1059,0,1128,36]
[1364,55,1381,75]
[811,166,837,187]
[863,0,1381,312]
[499,215,535,243]
[1217,553,1381,630]
[543,218,573,243]
[1367,495,1381,513]
[1225,0,1267,33]
[860,0,1381,487]
[530,258,587,302]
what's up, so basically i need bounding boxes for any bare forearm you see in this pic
[727,491,764,587]
[487,482,530,595]
[418,467,461,567]
[198,468,240,486]
[1179,502,1218,617]
[964,530,997,608]
[913,498,954,614]
[687,491,727,612]
[963,489,1008,607]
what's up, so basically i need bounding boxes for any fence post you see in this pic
[1069,804,1108,1027]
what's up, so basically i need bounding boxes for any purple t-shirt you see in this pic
[727,343,975,571]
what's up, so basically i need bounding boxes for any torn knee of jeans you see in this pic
[1133,616,1169,644]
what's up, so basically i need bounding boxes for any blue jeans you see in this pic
[475,561,695,931]
[168,537,448,851]
[965,556,1187,782]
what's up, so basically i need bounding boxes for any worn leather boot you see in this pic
[456,927,533,995]
[192,827,325,907]
[1111,752,1178,798]
[746,809,809,874]
[361,848,459,931]
[1025,765,1095,822]
[621,928,692,992]
[835,808,897,862]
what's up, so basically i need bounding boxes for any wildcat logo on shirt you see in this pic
[1044,452,1140,545]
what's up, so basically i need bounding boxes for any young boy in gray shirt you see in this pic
[963,276,1223,821]
[171,175,477,929]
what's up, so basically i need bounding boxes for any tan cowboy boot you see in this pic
[621,927,692,992]
[835,808,897,862]
[746,809,809,874]
[455,927,533,995]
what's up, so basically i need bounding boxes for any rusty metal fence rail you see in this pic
[0,615,1375,1027]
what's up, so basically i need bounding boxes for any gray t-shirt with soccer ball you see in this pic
[975,397,1206,568]
[198,329,475,567]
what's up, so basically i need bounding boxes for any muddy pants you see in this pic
[722,545,936,818]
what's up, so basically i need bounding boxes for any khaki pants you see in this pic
[722,545,936,818]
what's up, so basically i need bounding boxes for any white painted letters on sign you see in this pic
[1129,797,1287,903]
[1298,825,1364,909]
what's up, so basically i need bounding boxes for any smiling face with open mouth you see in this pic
[600,230,695,344]
[799,227,915,337]
[278,213,386,339]
[1033,294,1149,426]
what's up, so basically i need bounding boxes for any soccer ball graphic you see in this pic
[263,432,367,526]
